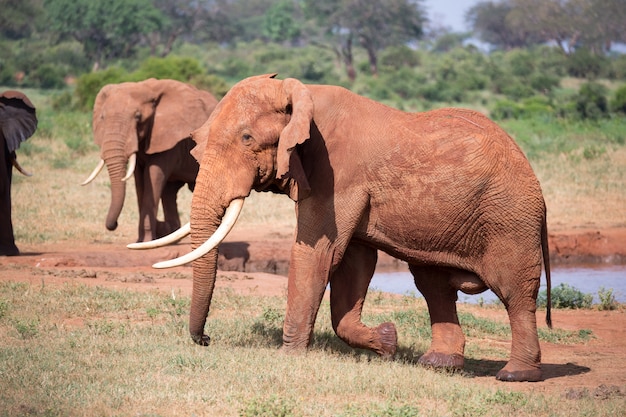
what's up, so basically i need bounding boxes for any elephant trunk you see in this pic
[188,198,225,345]
[101,135,130,231]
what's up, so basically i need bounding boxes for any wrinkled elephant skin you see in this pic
[175,75,553,382]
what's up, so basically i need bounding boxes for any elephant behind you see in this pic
[0,91,37,256]
[82,79,218,242]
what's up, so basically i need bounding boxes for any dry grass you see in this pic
[534,146,626,230]
[0,281,612,417]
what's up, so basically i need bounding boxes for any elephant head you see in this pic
[143,74,317,344]
[83,78,217,233]
[0,90,38,256]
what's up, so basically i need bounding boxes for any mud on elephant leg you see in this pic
[411,265,465,370]
[330,242,397,358]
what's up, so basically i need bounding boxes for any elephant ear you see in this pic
[148,79,217,155]
[92,84,118,148]
[0,90,37,153]
[277,78,314,201]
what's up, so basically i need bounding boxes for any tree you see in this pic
[44,0,166,69]
[466,0,537,49]
[0,0,43,39]
[303,0,425,80]
[263,0,301,43]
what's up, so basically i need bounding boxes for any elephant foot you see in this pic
[418,351,464,370]
[190,333,210,346]
[496,366,542,382]
[0,245,19,256]
[376,322,398,359]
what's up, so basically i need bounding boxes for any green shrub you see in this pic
[567,48,607,79]
[610,84,626,114]
[132,56,204,82]
[28,63,66,89]
[597,287,618,311]
[574,81,609,120]
[75,67,129,110]
[537,283,593,309]
[380,45,421,70]
[530,73,560,93]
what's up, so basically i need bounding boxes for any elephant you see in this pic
[1,90,37,256]
[144,74,553,382]
[82,78,218,242]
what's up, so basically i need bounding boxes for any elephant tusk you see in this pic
[121,153,136,182]
[81,159,105,185]
[12,158,33,177]
[127,222,191,249]
[152,198,244,269]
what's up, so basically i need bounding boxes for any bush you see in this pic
[74,67,129,110]
[574,82,609,120]
[537,283,593,309]
[132,56,204,82]
[380,45,421,70]
[28,63,66,89]
[567,48,607,79]
[610,84,626,114]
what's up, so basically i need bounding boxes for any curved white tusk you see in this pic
[81,159,105,185]
[12,158,33,177]
[121,153,136,182]
[127,222,191,249]
[152,198,244,269]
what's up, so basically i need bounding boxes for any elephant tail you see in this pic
[541,214,552,329]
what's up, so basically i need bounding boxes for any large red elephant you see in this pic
[140,74,553,382]
[0,91,37,256]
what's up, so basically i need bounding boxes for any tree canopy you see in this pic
[467,0,626,53]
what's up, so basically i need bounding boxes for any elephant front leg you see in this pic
[330,242,397,358]
[411,265,465,370]
[282,241,333,352]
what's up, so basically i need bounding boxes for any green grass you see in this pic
[1,281,615,417]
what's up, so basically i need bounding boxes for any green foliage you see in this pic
[44,0,166,67]
[567,48,607,79]
[240,395,296,417]
[262,0,300,43]
[574,82,609,120]
[537,283,593,309]
[491,96,554,120]
[131,56,204,82]
[379,45,421,70]
[597,287,618,311]
[74,66,129,110]
[611,84,626,113]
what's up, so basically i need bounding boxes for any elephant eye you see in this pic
[242,134,253,145]
[134,111,141,121]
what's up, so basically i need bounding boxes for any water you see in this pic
[370,266,626,304]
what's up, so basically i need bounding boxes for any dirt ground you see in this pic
[1,225,625,398]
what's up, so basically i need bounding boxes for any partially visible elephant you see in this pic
[0,91,37,256]
[151,74,553,382]
[82,79,218,242]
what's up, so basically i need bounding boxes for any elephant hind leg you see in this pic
[330,242,397,358]
[411,265,465,369]
[484,247,544,382]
